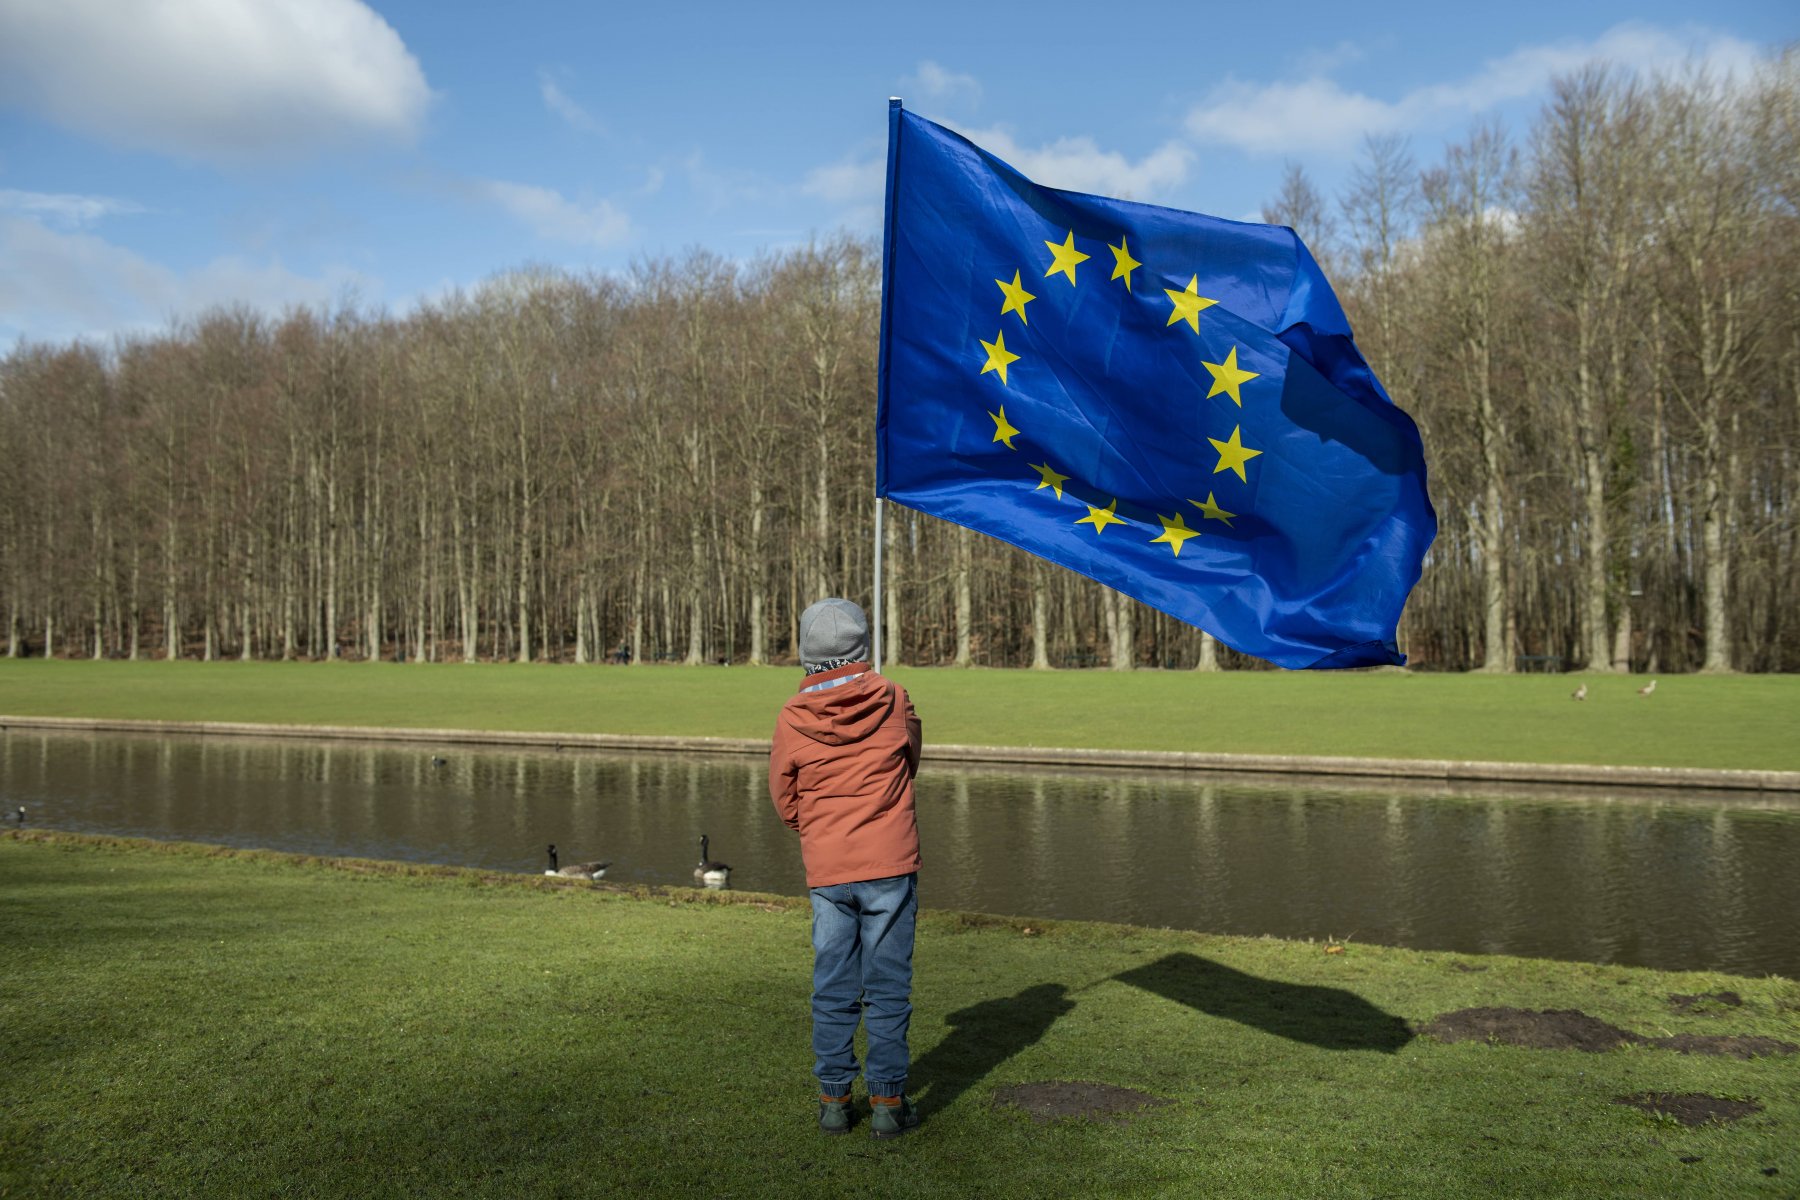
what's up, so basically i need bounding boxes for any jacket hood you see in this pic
[785,670,895,746]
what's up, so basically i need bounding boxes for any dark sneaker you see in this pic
[818,1093,853,1135]
[869,1094,919,1139]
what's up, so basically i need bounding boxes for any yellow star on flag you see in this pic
[1151,512,1200,556]
[1030,461,1069,499]
[989,405,1020,450]
[1044,231,1090,286]
[979,330,1020,385]
[1076,498,1125,534]
[1202,345,1260,406]
[1108,237,1140,290]
[1164,275,1218,333]
[1209,425,1262,481]
[1188,491,1237,526]
[996,270,1036,324]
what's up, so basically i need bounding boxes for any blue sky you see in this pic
[1,0,1792,346]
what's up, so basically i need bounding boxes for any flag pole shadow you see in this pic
[908,983,1077,1116]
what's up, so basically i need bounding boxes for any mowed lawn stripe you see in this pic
[2,660,1797,770]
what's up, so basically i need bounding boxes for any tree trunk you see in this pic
[1575,303,1615,671]
[954,526,972,667]
[1030,559,1050,669]
[1109,589,1134,670]
[1700,417,1731,672]
[1196,630,1220,671]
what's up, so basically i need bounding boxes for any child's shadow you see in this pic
[909,983,1076,1116]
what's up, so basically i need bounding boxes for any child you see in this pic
[769,598,923,1138]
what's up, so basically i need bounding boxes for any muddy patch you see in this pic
[1614,1092,1764,1127]
[1657,1034,1798,1059]
[1669,991,1743,1015]
[992,1080,1172,1124]
[1422,1007,1797,1058]
[1421,1007,1642,1052]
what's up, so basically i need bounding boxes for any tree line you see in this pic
[2,58,1795,672]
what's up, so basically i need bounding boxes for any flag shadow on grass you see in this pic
[1114,952,1413,1052]
[909,983,1077,1116]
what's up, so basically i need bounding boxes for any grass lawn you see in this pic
[2,659,1798,771]
[2,832,1796,1198]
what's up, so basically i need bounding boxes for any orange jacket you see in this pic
[769,663,922,888]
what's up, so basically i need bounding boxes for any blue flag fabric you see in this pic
[875,104,1436,669]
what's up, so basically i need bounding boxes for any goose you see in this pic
[1571,683,1587,701]
[11,806,23,825]
[545,843,610,880]
[430,755,448,768]
[1638,679,1658,697]
[695,835,731,887]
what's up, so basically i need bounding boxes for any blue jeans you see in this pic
[809,873,917,1098]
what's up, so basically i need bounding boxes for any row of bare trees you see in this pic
[2,60,1795,672]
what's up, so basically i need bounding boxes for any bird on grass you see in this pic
[545,843,610,880]
[1638,679,1658,697]
[695,835,731,887]
[1571,683,1587,701]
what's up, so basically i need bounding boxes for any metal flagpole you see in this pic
[871,96,904,676]
[872,496,884,672]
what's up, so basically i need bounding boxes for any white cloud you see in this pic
[1185,22,1765,156]
[0,0,431,165]
[1187,77,1409,156]
[802,125,1191,212]
[476,180,632,248]
[948,124,1192,201]
[677,151,776,212]
[0,188,144,229]
[0,214,373,344]
[1290,40,1370,78]
[539,71,600,133]
[902,61,982,109]
[801,159,884,206]
[796,155,883,238]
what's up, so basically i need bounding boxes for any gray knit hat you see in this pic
[798,598,869,669]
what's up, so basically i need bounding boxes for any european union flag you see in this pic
[875,103,1436,669]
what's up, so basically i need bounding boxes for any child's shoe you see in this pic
[869,1093,919,1139]
[818,1092,853,1135]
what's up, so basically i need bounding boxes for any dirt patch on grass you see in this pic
[1613,1092,1763,1126]
[1669,991,1743,1014]
[1422,1007,1798,1058]
[1657,1034,1797,1059]
[1421,1007,1642,1052]
[991,1081,1172,1124]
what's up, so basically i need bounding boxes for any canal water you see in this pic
[4,729,1797,977]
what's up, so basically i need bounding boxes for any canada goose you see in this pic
[1638,679,1658,697]
[11,806,22,825]
[1571,683,1587,701]
[544,843,610,880]
[695,835,731,887]
[430,756,448,768]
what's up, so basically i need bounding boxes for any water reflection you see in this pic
[4,729,1798,977]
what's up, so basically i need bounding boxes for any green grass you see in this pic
[2,832,1796,1198]
[2,659,1798,770]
